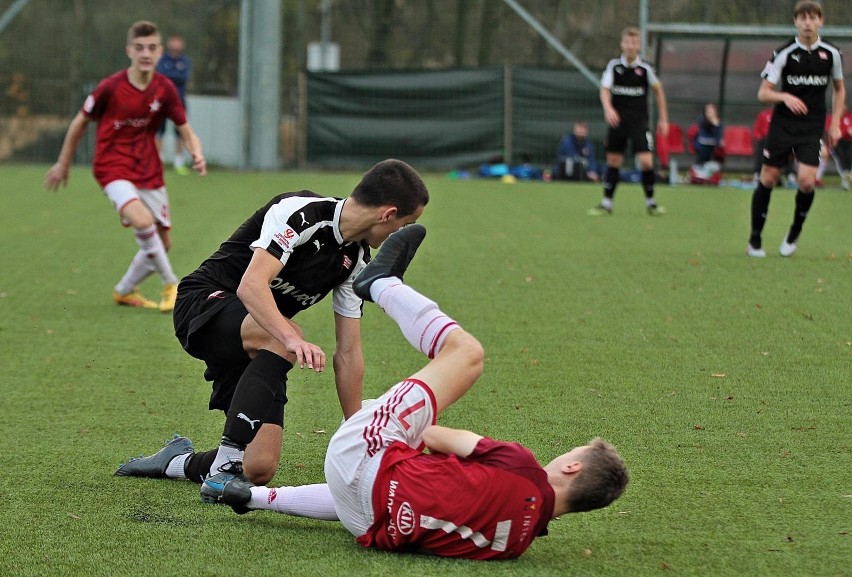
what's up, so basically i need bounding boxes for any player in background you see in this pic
[747,1,845,258]
[44,21,206,312]
[200,223,628,560]
[590,26,669,216]
[821,106,852,190]
[115,160,430,501]
[156,35,192,175]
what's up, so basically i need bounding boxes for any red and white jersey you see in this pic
[83,70,187,189]
[753,108,773,141]
[358,437,555,560]
[827,112,852,142]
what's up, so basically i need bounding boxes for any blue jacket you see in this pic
[157,53,192,101]
[556,134,600,175]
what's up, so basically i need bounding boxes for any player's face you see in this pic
[126,35,163,73]
[794,12,823,43]
[620,35,641,61]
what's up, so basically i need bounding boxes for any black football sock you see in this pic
[749,182,772,247]
[787,189,814,243]
[183,450,217,484]
[222,350,291,447]
[603,166,619,201]
[641,169,656,200]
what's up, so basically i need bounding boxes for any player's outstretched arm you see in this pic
[176,123,207,175]
[422,425,483,459]
[44,112,89,191]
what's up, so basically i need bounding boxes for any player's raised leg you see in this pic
[354,223,483,412]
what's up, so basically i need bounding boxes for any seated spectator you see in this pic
[692,103,724,165]
[552,122,601,182]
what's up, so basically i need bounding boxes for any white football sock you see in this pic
[164,453,190,479]
[374,281,460,358]
[209,445,244,475]
[133,224,178,285]
[114,250,156,295]
[249,484,338,520]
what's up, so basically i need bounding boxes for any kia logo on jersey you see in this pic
[397,502,416,536]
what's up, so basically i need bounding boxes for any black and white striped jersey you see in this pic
[761,37,844,130]
[600,55,661,123]
[182,191,368,319]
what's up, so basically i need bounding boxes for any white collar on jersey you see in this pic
[619,54,642,68]
[795,36,821,51]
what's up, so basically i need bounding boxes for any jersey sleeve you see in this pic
[645,64,660,87]
[332,249,367,318]
[831,47,844,81]
[761,51,784,85]
[600,60,614,89]
[161,78,188,125]
[468,438,543,476]
[82,78,113,120]
[250,202,309,266]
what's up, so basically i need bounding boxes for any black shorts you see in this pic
[763,121,822,168]
[605,122,653,154]
[174,286,251,412]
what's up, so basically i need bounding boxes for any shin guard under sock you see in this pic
[603,166,619,200]
[222,350,292,447]
[641,169,656,199]
[750,182,773,247]
[787,189,814,243]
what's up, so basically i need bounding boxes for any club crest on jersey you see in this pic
[819,51,828,60]
[342,255,353,269]
[635,67,644,76]
[149,98,162,112]
[273,226,297,250]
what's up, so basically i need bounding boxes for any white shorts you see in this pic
[324,379,436,537]
[103,180,171,228]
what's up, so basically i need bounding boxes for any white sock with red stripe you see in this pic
[133,224,178,285]
[114,249,155,295]
[372,278,459,358]
[248,484,339,520]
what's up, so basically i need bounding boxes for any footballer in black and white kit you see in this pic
[760,37,843,166]
[177,191,367,334]
[748,1,845,258]
[591,27,669,217]
[600,55,659,154]
[138,159,428,490]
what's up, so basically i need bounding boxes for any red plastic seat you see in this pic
[686,124,698,154]
[656,123,685,167]
[722,125,754,156]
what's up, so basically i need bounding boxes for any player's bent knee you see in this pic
[446,330,485,377]
[242,456,278,485]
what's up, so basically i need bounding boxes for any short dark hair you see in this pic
[565,438,629,513]
[794,1,823,19]
[127,21,159,45]
[350,159,429,217]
